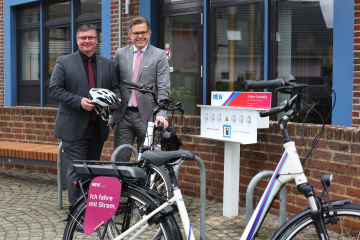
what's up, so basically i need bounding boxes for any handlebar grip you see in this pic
[123,80,143,89]
[259,107,283,118]
[157,122,164,131]
[245,78,285,90]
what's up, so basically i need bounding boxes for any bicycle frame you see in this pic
[240,140,310,240]
[111,139,308,240]
[112,188,195,240]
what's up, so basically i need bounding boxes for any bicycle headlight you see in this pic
[322,174,333,188]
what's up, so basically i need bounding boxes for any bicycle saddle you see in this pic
[142,150,195,166]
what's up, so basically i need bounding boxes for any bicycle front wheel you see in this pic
[275,202,360,240]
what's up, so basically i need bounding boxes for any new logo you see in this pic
[92,183,101,187]
[213,94,223,100]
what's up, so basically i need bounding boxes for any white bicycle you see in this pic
[63,76,360,240]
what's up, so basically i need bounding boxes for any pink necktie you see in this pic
[132,50,142,107]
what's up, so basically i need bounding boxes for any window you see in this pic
[17,5,41,106]
[270,0,334,124]
[16,0,102,107]
[210,1,263,94]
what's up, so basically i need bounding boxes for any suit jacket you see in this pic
[112,44,170,124]
[49,51,121,142]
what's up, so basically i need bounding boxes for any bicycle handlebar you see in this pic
[245,78,285,90]
[259,100,288,117]
[123,80,145,89]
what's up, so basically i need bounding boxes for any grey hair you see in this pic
[76,24,98,38]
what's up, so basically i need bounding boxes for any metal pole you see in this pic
[245,170,287,227]
[111,144,139,162]
[57,142,62,210]
[279,184,287,226]
[174,156,206,240]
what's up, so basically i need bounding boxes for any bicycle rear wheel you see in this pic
[275,202,360,240]
[106,186,181,240]
[63,186,181,240]
[144,164,173,199]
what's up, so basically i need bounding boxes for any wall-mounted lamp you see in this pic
[125,0,133,14]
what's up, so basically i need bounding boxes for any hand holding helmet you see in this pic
[88,88,121,122]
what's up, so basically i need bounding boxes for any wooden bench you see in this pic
[0,141,68,190]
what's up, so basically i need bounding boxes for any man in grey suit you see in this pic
[49,24,121,207]
[109,17,170,162]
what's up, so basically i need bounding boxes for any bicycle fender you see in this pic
[270,198,351,240]
[59,193,88,222]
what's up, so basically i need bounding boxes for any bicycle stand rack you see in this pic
[246,170,287,227]
[111,144,207,240]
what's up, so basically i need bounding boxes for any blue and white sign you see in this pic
[223,125,231,138]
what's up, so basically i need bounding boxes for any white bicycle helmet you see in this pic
[88,88,120,122]
[89,88,119,107]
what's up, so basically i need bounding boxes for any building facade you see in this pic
[1,0,360,218]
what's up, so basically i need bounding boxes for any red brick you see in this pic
[347,187,360,199]
[327,163,347,173]
[4,162,14,168]
[312,150,331,160]
[328,142,348,151]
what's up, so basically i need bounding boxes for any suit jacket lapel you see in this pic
[137,45,153,83]
[127,46,134,82]
[96,54,103,88]
[73,51,90,91]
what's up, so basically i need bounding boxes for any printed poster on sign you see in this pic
[211,91,271,109]
[84,177,121,235]
[165,49,172,61]
[223,125,231,138]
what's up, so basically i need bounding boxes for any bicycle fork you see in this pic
[298,183,330,240]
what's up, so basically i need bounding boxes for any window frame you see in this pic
[16,0,102,108]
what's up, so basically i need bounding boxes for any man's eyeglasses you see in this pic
[77,36,97,41]
[131,31,149,38]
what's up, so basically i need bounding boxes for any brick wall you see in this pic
[110,0,139,60]
[2,107,360,219]
[0,0,4,107]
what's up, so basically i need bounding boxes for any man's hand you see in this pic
[81,98,95,111]
[109,98,122,109]
[155,118,168,129]
[109,118,115,130]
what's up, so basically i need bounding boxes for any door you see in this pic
[158,1,203,115]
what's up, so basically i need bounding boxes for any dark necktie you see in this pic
[87,58,97,121]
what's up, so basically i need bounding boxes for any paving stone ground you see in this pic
[0,168,282,240]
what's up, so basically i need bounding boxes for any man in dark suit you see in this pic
[109,17,170,162]
[49,24,121,207]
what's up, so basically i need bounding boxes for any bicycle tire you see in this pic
[144,164,173,199]
[274,202,360,240]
